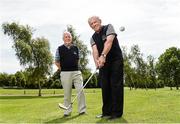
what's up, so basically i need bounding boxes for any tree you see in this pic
[122,46,135,90]
[147,55,158,89]
[0,73,9,86]
[30,37,53,95]
[2,22,33,66]
[156,47,180,90]
[9,75,17,87]
[51,69,61,88]
[129,45,148,89]
[2,22,53,96]
[15,71,25,88]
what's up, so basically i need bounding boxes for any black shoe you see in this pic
[96,114,110,118]
[108,115,121,120]
[63,114,70,117]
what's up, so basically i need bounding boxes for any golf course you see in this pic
[0,88,179,123]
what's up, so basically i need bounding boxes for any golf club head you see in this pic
[58,103,68,110]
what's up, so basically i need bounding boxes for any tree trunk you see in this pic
[24,86,26,95]
[175,81,179,90]
[154,80,156,91]
[144,80,148,91]
[129,86,132,90]
[176,86,179,90]
[38,79,41,96]
[54,90,55,94]
[170,86,172,90]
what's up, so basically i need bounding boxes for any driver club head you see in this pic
[58,103,68,110]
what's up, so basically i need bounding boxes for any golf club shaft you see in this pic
[71,68,98,105]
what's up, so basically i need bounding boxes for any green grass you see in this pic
[0,88,179,123]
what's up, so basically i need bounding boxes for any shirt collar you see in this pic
[64,43,73,49]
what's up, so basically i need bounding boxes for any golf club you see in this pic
[59,68,98,110]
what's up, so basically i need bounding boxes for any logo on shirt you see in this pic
[73,51,77,55]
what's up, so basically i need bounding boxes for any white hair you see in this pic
[62,31,72,38]
[88,16,101,24]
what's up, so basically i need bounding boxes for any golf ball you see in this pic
[119,26,125,31]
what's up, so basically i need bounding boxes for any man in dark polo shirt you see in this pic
[55,31,86,116]
[88,16,124,120]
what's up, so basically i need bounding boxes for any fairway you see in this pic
[0,88,179,123]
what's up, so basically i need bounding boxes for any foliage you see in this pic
[2,22,33,66]
[2,22,53,95]
[1,22,179,90]
[156,47,180,90]
[15,71,26,88]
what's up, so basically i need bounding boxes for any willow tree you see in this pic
[129,45,148,89]
[122,46,136,90]
[2,22,53,96]
[146,55,158,89]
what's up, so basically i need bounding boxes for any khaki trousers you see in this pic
[60,71,86,115]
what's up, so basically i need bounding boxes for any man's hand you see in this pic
[98,55,106,68]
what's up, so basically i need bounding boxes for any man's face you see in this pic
[88,17,101,33]
[63,33,72,45]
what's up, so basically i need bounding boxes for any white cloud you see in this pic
[0,0,180,73]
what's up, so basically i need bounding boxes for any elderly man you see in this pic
[88,16,124,120]
[55,31,86,116]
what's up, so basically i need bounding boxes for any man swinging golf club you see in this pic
[88,16,124,120]
[55,31,86,117]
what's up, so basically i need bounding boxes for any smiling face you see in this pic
[63,32,72,46]
[88,16,102,33]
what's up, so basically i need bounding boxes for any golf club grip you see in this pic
[71,68,98,103]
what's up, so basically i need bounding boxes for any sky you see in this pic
[0,0,180,74]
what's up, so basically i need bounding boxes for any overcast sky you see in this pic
[0,0,180,74]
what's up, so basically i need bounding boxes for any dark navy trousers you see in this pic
[99,59,124,117]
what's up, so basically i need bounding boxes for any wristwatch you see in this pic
[101,53,106,58]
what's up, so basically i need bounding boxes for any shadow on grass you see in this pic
[96,116,128,123]
[45,115,80,123]
[0,95,64,99]
[46,115,128,123]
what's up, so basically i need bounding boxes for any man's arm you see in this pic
[99,24,116,67]
[55,48,61,70]
[98,35,115,68]
[55,61,61,70]
[101,23,116,56]
[92,44,99,68]
[101,35,115,56]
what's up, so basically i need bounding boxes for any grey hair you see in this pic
[62,31,72,38]
[88,16,101,24]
